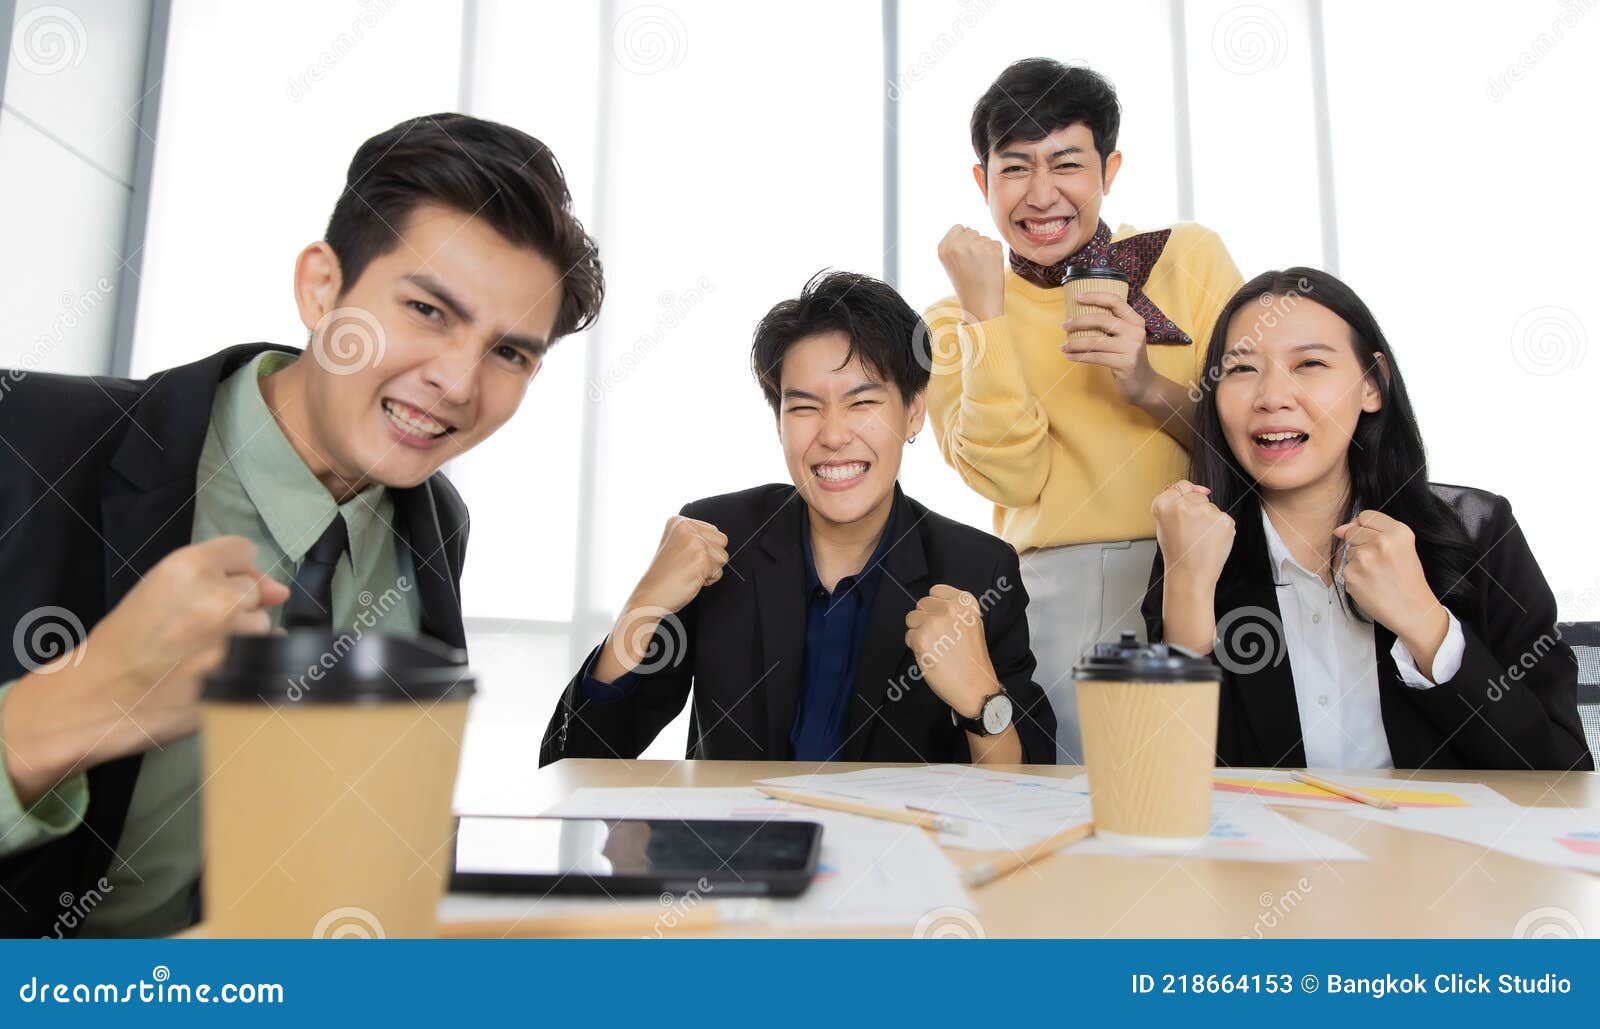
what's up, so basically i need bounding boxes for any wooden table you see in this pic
[453,759,1600,938]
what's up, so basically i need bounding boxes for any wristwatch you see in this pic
[951,688,1014,736]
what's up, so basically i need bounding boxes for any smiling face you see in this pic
[775,331,926,531]
[973,123,1122,266]
[1215,297,1384,499]
[288,203,566,494]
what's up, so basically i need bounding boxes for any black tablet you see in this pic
[450,816,824,898]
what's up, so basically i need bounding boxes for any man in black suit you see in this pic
[542,272,1055,766]
[0,114,603,937]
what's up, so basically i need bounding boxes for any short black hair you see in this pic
[970,58,1121,174]
[323,112,604,340]
[751,271,931,413]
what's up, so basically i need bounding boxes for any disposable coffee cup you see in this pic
[201,631,474,938]
[1072,631,1220,851]
[1062,265,1131,343]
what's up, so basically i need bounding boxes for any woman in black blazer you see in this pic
[1143,267,1591,772]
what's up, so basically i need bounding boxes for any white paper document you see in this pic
[440,786,972,931]
[758,764,1365,862]
[1211,768,1516,810]
[758,764,1094,848]
[1348,804,1600,873]
[1074,799,1367,862]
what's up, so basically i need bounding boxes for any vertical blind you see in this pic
[129,0,1600,767]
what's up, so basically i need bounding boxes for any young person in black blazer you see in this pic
[0,114,604,937]
[542,272,1055,766]
[1143,268,1591,772]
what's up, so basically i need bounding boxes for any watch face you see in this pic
[982,694,1014,735]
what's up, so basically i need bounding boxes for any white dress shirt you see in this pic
[1260,511,1465,769]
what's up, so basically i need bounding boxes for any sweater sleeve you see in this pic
[1171,224,1245,382]
[923,298,1054,509]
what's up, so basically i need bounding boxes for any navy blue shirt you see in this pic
[788,508,897,761]
[579,508,898,763]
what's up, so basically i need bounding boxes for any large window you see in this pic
[129,1,1600,786]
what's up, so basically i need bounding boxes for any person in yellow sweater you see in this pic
[925,58,1244,762]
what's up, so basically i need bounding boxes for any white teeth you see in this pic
[814,462,867,482]
[383,400,447,437]
[1024,218,1068,233]
[1256,431,1304,442]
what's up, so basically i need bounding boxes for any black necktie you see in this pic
[283,514,349,629]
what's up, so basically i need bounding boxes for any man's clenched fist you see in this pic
[904,584,998,719]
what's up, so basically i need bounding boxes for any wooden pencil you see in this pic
[1291,770,1400,810]
[961,820,1095,888]
[757,785,965,833]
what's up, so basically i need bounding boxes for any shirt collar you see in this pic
[212,351,391,565]
[801,501,898,600]
[1259,508,1303,581]
[1260,505,1362,586]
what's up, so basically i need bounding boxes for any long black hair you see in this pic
[1190,268,1477,612]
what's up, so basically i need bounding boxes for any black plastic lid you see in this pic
[203,631,475,705]
[1061,264,1129,284]
[1072,631,1221,683]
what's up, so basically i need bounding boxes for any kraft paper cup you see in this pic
[201,632,474,938]
[1063,265,1131,343]
[1073,631,1220,851]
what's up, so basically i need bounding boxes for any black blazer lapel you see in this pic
[100,344,296,608]
[1372,623,1442,768]
[1215,549,1307,767]
[90,344,296,862]
[101,483,203,609]
[392,482,466,652]
[840,489,930,762]
[753,491,808,757]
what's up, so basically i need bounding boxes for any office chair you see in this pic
[1558,621,1600,765]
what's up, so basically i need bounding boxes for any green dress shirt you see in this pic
[0,351,422,936]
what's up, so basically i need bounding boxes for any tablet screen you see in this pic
[452,816,823,894]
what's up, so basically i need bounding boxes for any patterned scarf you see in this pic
[1009,219,1192,344]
